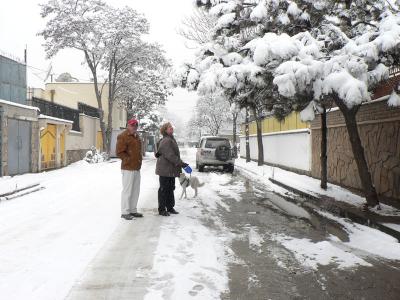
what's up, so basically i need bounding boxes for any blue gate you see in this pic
[7,118,31,175]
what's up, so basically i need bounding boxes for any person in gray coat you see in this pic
[155,122,188,216]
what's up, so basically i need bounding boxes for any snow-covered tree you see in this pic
[40,0,110,151]
[194,92,231,136]
[119,67,170,122]
[180,0,400,208]
[99,5,150,153]
[40,0,169,153]
[271,0,400,208]
[178,7,217,48]
[139,111,164,135]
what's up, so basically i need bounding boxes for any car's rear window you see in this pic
[204,139,230,149]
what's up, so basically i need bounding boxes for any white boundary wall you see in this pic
[239,129,311,172]
[66,114,99,151]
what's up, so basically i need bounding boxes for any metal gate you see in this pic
[7,119,31,175]
[40,124,56,170]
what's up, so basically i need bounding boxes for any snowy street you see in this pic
[1,148,400,299]
[2,0,400,299]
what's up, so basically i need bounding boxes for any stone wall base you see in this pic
[67,149,89,165]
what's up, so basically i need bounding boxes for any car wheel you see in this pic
[198,164,204,172]
[224,164,234,173]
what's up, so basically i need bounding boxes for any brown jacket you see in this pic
[116,130,142,171]
[155,135,183,177]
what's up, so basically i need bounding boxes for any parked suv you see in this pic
[196,136,235,172]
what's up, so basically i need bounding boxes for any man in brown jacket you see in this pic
[116,118,143,220]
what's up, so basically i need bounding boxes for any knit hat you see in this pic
[127,119,138,126]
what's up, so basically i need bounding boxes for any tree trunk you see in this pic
[245,107,250,162]
[106,63,114,155]
[107,100,113,154]
[232,112,238,158]
[84,51,107,152]
[105,57,118,156]
[255,118,264,166]
[252,107,264,166]
[320,106,328,190]
[335,97,379,207]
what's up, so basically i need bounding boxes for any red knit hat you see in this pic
[127,119,138,126]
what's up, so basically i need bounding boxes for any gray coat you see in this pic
[155,135,183,177]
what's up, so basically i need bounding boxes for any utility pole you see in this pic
[24,46,28,105]
[245,107,250,162]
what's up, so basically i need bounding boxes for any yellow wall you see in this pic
[96,131,103,151]
[33,83,126,129]
[249,122,257,135]
[43,83,109,111]
[241,112,309,135]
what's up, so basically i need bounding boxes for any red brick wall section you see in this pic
[372,74,400,100]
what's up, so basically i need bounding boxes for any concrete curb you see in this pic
[268,177,400,241]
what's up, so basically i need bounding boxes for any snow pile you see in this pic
[273,234,372,270]
[235,158,400,216]
[319,211,400,260]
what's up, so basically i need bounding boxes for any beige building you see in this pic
[30,82,127,166]
[31,82,127,129]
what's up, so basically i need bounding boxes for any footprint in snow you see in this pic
[188,284,204,296]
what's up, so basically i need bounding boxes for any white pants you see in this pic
[121,170,141,215]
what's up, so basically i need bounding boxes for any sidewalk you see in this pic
[235,158,400,240]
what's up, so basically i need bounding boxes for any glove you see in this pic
[155,152,161,158]
[181,162,189,168]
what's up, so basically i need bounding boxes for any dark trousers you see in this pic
[158,176,175,212]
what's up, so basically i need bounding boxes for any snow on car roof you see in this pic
[200,136,229,139]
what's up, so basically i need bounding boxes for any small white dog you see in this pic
[178,173,204,199]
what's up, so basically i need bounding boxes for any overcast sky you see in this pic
[0,0,198,123]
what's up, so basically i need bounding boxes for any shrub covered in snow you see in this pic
[84,147,108,164]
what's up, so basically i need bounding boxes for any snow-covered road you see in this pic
[0,150,232,299]
[2,148,400,299]
[0,158,144,299]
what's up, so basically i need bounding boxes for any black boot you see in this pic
[167,208,179,214]
[130,212,143,218]
[121,214,134,220]
[159,211,170,216]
